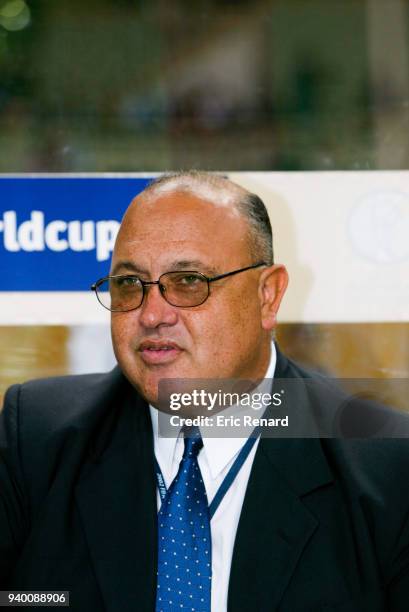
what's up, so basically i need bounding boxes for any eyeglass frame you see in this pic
[91,261,267,312]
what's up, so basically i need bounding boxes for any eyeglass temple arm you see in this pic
[208,262,266,283]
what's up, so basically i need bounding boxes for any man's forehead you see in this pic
[116,226,246,261]
[118,190,247,241]
[113,191,250,269]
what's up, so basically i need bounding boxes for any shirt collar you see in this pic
[149,343,277,480]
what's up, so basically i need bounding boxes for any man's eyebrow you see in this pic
[167,260,218,275]
[111,260,218,277]
[111,261,149,276]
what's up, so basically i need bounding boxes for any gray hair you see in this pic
[142,171,274,265]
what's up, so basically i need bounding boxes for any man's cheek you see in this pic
[112,323,135,359]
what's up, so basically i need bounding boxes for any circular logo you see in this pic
[348,190,409,264]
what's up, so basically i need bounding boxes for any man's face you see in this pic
[110,190,284,405]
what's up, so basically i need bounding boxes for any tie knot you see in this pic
[182,426,203,459]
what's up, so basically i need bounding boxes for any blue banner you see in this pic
[0,177,152,290]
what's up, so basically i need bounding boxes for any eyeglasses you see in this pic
[91,262,266,312]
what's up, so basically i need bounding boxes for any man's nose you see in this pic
[138,283,178,328]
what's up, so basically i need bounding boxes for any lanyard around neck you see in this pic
[154,429,260,520]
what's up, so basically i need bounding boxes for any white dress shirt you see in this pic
[149,344,277,612]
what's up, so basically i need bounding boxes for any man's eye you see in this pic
[178,274,203,285]
[114,276,140,288]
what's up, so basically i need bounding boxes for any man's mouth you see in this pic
[138,341,183,365]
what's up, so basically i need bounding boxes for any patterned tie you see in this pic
[155,427,212,612]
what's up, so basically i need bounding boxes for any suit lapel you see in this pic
[75,384,157,612]
[228,347,334,611]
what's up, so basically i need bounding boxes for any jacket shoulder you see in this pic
[3,368,126,434]
[1,368,139,517]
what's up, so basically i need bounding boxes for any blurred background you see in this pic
[0,0,408,404]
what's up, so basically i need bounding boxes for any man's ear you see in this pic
[258,264,289,331]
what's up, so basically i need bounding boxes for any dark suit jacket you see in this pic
[1,349,408,611]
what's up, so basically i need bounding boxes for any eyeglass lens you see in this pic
[96,272,209,311]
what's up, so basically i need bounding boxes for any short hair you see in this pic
[142,171,274,265]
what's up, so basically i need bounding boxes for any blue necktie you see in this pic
[155,427,212,612]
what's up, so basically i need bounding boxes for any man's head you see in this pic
[110,171,288,405]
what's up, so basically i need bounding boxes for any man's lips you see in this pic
[138,341,183,365]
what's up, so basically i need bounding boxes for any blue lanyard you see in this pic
[154,429,260,520]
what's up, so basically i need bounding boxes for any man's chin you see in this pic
[134,373,201,411]
[125,368,182,407]
[120,355,214,409]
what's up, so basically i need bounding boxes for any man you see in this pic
[1,171,408,611]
